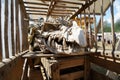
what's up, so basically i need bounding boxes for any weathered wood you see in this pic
[26,10,47,13]
[60,71,84,80]
[59,57,84,69]
[15,0,20,54]
[93,2,97,52]
[0,50,28,80]
[25,6,48,10]
[55,5,79,9]
[51,63,60,80]
[19,0,28,18]
[21,59,28,80]
[84,55,90,80]
[70,0,97,19]
[24,1,49,6]
[58,0,84,5]
[101,0,105,55]
[41,56,86,80]
[4,0,9,58]
[46,0,56,21]
[11,0,15,56]
[27,13,47,15]
[53,9,75,12]
[22,51,97,58]
[110,0,115,61]
[52,11,72,14]
[88,2,92,50]
[0,0,2,61]
[89,55,120,74]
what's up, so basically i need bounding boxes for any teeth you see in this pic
[62,38,68,50]
[51,39,55,48]
[47,36,52,47]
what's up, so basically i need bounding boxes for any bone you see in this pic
[47,36,52,47]
[62,38,68,50]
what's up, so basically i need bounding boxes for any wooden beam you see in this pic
[25,6,48,10]
[27,13,47,15]
[89,55,120,74]
[110,0,115,61]
[15,0,20,54]
[70,0,97,19]
[55,5,79,9]
[93,2,97,52]
[46,0,55,21]
[0,1,1,49]
[24,1,49,6]
[11,0,15,56]
[52,11,72,14]
[101,0,105,55]
[58,0,84,5]
[4,0,9,58]
[26,10,47,13]
[19,0,28,18]
[53,9,75,12]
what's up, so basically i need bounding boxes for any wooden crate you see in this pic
[41,56,85,80]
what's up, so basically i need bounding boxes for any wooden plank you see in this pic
[93,2,97,52]
[58,0,84,5]
[52,11,72,14]
[60,71,84,80]
[11,0,15,56]
[4,0,9,58]
[24,1,49,6]
[51,63,60,80]
[55,5,79,9]
[15,0,20,54]
[89,55,120,74]
[110,0,115,61]
[46,0,55,21]
[26,10,47,13]
[84,55,90,80]
[101,0,105,55]
[21,59,28,80]
[27,13,47,15]
[53,9,75,12]
[22,51,97,58]
[19,0,28,18]
[0,0,2,61]
[25,6,48,10]
[59,57,84,69]
[70,0,97,19]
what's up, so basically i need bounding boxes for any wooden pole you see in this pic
[84,10,88,49]
[0,0,2,61]
[15,0,20,54]
[93,2,97,52]
[101,0,105,54]
[88,2,92,50]
[4,0,9,58]
[11,0,15,56]
[110,0,115,61]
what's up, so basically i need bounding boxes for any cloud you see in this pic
[114,0,120,22]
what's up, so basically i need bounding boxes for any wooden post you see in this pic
[93,2,97,52]
[4,0,9,58]
[88,2,92,50]
[0,0,2,61]
[11,0,15,56]
[84,10,88,49]
[110,0,115,61]
[15,0,20,54]
[80,14,82,27]
[101,0,105,54]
